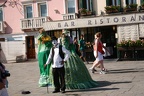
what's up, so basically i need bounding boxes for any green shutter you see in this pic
[106,0,110,6]
[79,0,83,8]
[0,8,3,21]
[141,0,144,4]
[118,0,120,5]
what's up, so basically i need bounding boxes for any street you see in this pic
[5,59,144,96]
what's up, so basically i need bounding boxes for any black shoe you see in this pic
[93,68,97,72]
[92,68,97,73]
[21,91,31,94]
[89,68,97,73]
[61,90,65,93]
[52,90,60,93]
[92,70,95,73]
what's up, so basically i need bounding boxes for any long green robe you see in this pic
[37,34,52,87]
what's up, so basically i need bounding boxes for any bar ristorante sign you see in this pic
[43,13,144,31]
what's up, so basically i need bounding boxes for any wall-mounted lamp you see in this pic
[54,9,58,11]
[113,26,116,31]
[54,8,59,14]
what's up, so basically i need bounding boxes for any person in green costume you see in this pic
[37,28,53,87]
[58,29,98,89]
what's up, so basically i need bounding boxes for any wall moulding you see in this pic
[21,0,47,4]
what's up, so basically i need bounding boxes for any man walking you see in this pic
[79,34,89,64]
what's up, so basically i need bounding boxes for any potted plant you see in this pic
[117,39,144,61]
[87,10,92,15]
[105,6,112,13]
[142,3,144,8]
[79,8,92,16]
[105,6,120,14]
[79,8,87,15]
[124,4,138,12]
[117,39,144,48]
[140,3,144,10]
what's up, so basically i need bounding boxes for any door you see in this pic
[26,36,36,59]
[99,26,117,58]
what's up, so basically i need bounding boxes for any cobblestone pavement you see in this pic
[4,59,144,96]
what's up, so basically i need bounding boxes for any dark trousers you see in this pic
[52,66,65,91]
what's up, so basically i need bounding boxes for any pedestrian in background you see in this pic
[0,62,9,96]
[89,32,110,74]
[73,37,80,56]
[78,34,89,64]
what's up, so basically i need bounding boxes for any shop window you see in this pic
[106,0,120,6]
[38,3,47,17]
[0,8,3,21]
[24,5,33,18]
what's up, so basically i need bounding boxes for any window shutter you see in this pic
[106,0,110,6]
[117,24,139,43]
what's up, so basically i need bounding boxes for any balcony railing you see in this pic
[62,13,78,20]
[20,17,48,30]
[0,21,4,33]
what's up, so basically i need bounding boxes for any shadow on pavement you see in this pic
[66,80,131,94]
[65,88,119,95]
[66,87,119,93]
[108,68,144,74]
[97,81,132,87]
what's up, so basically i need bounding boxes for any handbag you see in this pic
[101,50,105,54]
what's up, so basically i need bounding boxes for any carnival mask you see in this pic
[52,40,58,46]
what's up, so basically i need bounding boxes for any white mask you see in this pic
[52,40,58,46]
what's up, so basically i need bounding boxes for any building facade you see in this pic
[0,0,144,62]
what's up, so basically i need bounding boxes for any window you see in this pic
[79,0,93,11]
[126,0,136,5]
[66,0,75,13]
[38,3,47,17]
[24,5,33,18]
[0,8,3,21]
[141,0,144,4]
[106,0,120,6]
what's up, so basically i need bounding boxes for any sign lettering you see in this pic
[43,13,144,31]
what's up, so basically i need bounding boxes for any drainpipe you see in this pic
[75,0,78,13]
[137,0,141,6]
[0,43,1,51]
